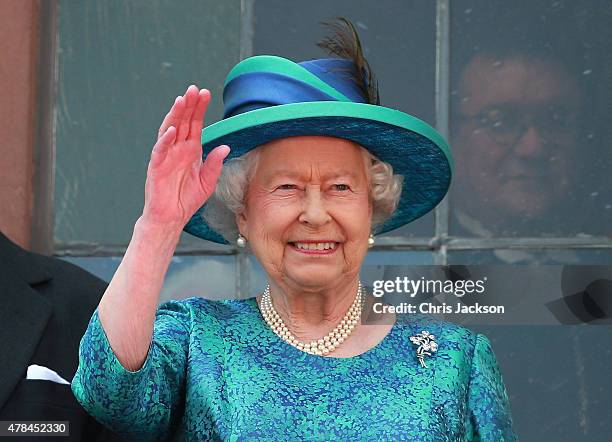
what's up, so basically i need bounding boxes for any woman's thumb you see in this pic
[199,145,230,195]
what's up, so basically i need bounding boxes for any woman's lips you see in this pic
[288,241,340,255]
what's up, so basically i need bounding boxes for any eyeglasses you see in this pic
[458,105,579,147]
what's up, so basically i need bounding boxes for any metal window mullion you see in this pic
[447,236,612,250]
[53,233,612,256]
[434,0,451,265]
[240,0,254,60]
[235,0,255,297]
[370,235,612,250]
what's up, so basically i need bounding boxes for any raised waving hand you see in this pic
[143,85,230,228]
[96,86,229,372]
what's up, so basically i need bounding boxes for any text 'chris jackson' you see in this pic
[372,302,505,315]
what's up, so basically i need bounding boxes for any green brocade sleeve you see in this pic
[71,302,191,441]
[466,333,517,441]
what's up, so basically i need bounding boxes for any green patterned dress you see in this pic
[71,297,516,441]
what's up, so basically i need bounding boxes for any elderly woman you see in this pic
[72,20,515,441]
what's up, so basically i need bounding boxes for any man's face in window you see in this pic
[453,55,581,230]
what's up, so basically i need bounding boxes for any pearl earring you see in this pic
[237,234,247,248]
[368,234,375,248]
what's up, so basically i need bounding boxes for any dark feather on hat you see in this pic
[317,17,380,105]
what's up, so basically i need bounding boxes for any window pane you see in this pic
[473,325,612,441]
[160,255,236,302]
[449,0,612,237]
[63,255,236,303]
[253,0,437,237]
[54,0,242,249]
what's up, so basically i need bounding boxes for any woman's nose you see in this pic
[298,187,331,227]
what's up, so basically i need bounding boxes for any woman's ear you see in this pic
[235,211,248,237]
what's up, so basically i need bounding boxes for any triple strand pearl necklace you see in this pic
[259,282,364,356]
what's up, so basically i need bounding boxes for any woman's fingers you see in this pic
[177,85,199,141]
[158,85,210,142]
[149,126,177,169]
[158,96,185,140]
[189,89,211,141]
[199,145,230,196]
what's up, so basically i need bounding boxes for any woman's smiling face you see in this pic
[236,136,372,292]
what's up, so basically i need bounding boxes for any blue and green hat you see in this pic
[185,55,453,244]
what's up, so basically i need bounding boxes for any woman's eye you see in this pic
[332,184,350,191]
[277,184,297,190]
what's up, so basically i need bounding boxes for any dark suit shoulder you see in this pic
[34,255,107,310]
[2,243,108,378]
[0,232,106,311]
[0,233,125,440]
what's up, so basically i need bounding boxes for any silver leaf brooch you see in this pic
[409,330,438,368]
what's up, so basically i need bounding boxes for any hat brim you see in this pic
[186,101,453,244]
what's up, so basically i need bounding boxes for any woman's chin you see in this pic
[282,267,344,290]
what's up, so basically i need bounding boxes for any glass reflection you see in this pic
[450,0,611,237]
